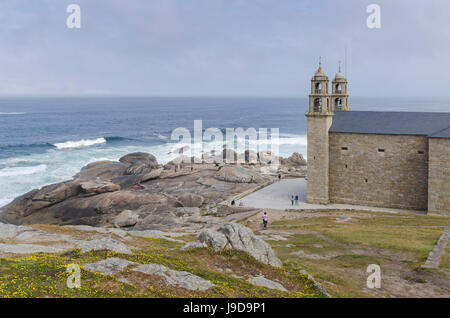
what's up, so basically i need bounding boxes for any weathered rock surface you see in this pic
[247,275,287,292]
[214,166,265,184]
[0,181,81,223]
[177,193,204,208]
[84,257,136,275]
[181,241,207,250]
[0,243,70,254]
[281,152,307,167]
[132,263,215,291]
[74,161,127,181]
[80,180,120,195]
[128,230,185,242]
[114,210,139,228]
[219,223,282,267]
[198,229,228,251]
[0,150,278,229]
[73,237,132,254]
[140,168,163,182]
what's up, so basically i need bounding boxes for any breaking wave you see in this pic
[0,164,47,177]
[53,138,107,149]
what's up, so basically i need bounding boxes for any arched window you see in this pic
[314,98,322,112]
[315,82,322,94]
[336,84,342,93]
[335,98,342,110]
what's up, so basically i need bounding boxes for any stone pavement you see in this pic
[238,178,426,214]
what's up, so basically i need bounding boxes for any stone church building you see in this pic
[306,61,450,215]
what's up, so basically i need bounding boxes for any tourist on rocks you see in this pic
[291,195,294,206]
[262,212,268,228]
[295,195,299,206]
[278,174,281,181]
[231,200,235,206]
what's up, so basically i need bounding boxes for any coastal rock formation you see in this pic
[80,180,120,195]
[0,150,299,228]
[114,210,139,228]
[219,223,282,267]
[198,229,228,251]
[187,223,282,267]
[74,161,127,181]
[121,153,159,175]
[177,193,204,208]
[0,180,82,223]
[281,152,307,167]
[214,166,265,183]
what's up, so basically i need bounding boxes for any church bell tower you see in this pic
[305,58,334,204]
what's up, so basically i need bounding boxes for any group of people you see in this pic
[290,195,300,206]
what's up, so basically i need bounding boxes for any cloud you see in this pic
[0,0,449,96]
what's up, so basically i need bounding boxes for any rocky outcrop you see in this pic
[177,193,204,208]
[84,257,136,276]
[0,180,82,223]
[247,275,287,292]
[121,153,159,175]
[219,223,282,267]
[140,168,163,182]
[132,263,215,291]
[198,229,228,251]
[187,223,282,267]
[73,237,132,254]
[280,152,307,167]
[0,151,274,229]
[80,180,120,195]
[214,166,265,183]
[74,161,128,181]
[114,210,139,228]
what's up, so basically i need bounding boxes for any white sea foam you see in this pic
[0,164,47,177]
[53,137,106,149]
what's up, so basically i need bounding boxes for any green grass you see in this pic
[0,239,321,298]
[268,210,450,297]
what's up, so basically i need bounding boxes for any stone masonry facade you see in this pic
[329,133,429,210]
[428,138,450,215]
[306,114,333,204]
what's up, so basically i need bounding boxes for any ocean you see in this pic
[0,96,449,207]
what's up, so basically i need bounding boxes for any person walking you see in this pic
[278,174,281,181]
[262,212,268,228]
[291,195,295,206]
[295,195,299,206]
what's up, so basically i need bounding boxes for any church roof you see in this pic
[329,111,450,138]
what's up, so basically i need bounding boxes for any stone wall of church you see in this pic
[328,133,429,210]
[428,138,450,216]
[306,114,333,204]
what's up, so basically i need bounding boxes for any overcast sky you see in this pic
[0,0,449,97]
